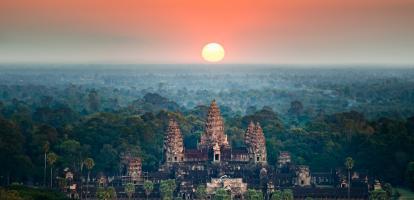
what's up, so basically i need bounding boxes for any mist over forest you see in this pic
[1,64,414,196]
[1,64,414,119]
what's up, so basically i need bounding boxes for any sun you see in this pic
[201,43,225,62]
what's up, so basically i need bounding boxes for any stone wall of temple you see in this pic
[206,177,247,197]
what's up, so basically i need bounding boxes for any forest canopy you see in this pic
[0,66,413,190]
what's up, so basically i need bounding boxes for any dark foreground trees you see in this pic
[406,162,414,190]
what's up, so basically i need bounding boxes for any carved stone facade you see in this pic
[206,177,247,198]
[164,118,184,164]
[120,153,143,184]
[245,121,255,146]
[128,157,142,182]
[162,100,266,166]
[296,165,311,187]
[278,151,291,167]
[199,100,230,149]
[246,122,267,163]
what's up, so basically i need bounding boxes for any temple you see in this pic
[159,100,270,198]
[65,100,372,199]
[157,100,369,199]
[161,100,267,170]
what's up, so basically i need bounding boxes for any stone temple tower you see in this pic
[246,122,267,164]
[164,118,184,163]
[199,100,229,149]
[245,121,255,146]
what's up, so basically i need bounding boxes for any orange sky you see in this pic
[1,0,413,64]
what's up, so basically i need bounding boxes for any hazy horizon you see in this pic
[1,63,413,70]
[1,0,414,64]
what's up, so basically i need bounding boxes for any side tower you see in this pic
[164,118,184,164]
[245,121,255,146]
[199,100,230,149]
[128,157,142,183]
[247,122,267,164]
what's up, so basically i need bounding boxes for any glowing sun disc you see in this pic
[202,43,225,62]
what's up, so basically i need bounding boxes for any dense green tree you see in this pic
[406,162,414,190]
[0,188,22,200]
[96,187,107,200]
[96,186,117,200]
[270,190,282,200]
[369,189,388,200]
[213,188,230,200]
[281,189,293,200]
[59,139,81,171]
[124,183,135,200]
[143,180,154,200]
[245,189,264,200]
[0,118,27,185]
[96,144,119,173]
[106,186,117,200]
[160,179,176,200]
[195,185,207,200]
[382,183,393,199]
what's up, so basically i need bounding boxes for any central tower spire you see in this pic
[199,100,229,149]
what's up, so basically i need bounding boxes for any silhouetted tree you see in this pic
[345,157,354,199]
[84,158,95,199]
[47,152,58,188]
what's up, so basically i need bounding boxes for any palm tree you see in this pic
[43,142,49,187]
[160,179,176,200]
[96,186,106,200]
[143,180,154,200]
[107,186,117,199]
[125,183,135,200]
[84,157,95,200]
[47,152,58,188]
[345,157,354,200]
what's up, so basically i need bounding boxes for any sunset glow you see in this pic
[0,0,414,64]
